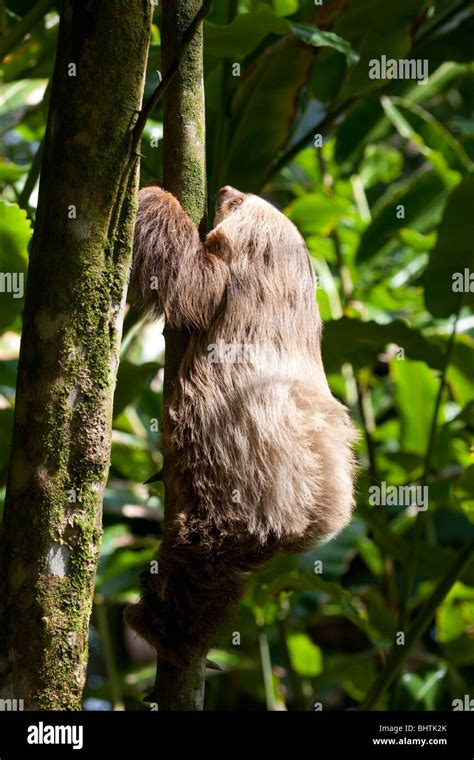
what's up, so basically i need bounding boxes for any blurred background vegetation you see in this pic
[1,0,473,710]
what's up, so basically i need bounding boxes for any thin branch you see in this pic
[0,0,52,60]
[132,0,212,150]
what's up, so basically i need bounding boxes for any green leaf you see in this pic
[392,359,439,456]
[356,169,454,264]
[381,95,472,176]
[299,519,366,578]
[111,439,154,483]
[334,62,469,165]
[415,14,474,69]
[455,401,474,429]
[322,316,445,373]
[225,40,314,191]
[398,228,436,251]
[0,159,27,183]
[424,174,474,317]
[0,79,48,130]
[113,360,160,419]
[204,7,288,59]
[359,144,404,189]
[436,582,474,644]
[400,668,446,710]
[454,465,474,525]
[0,200,31,331]
[288,22,359,66]
[285,192,351,236]
[95,547,155,597]
[272,0,299,16]
[204,9,358,65]
[332,0,430,101]
[287,633,323,677]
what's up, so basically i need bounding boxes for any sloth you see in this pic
[124,185,357,666]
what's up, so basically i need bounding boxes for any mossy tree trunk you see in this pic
[154,0,208,711]
[0,0,152,709]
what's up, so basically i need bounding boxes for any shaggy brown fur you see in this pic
[124,185,357,666]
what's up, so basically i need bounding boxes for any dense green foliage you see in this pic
[1,0,473,710]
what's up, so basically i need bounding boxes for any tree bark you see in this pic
[0,0,152,709]
[153,0,208,711]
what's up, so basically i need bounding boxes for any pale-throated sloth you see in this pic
[124,185,356,666]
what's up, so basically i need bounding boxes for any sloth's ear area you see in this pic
[204,227,235,262]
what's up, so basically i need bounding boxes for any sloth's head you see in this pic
[209,185,306,265]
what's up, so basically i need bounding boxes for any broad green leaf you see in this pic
[359,144,404,189]
[454,465,474,525]
[0,79,48,129]
[322,316,445,373]
[334,63,469,166]
[0,360,18,399]
[415,14,474,69]
[204,6,288,59]
[398,228,436,251]
[391,359,439,455]
[113,360,160,419]
[455,401,474,428]
[204,9,358,64]
[272,0,299,16]
[436,582,474,643]
[0,159,26,183]
[288,22,359,66]
[332,0,430,101]
[225,40,314,191]
[363,589,398,639]
[335,98,385,165]
[381,95,472,176]
[287,633,323,677]
[299,519,366,578]
[400,668,446,710]
[424,174,474,317]
[111,439,154,483]
[95,547,155,597]
[356,169,455,264]
[314,654,380,705]
[357,537,384,578]
[0,201,31,331]
[285,193,351,236]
